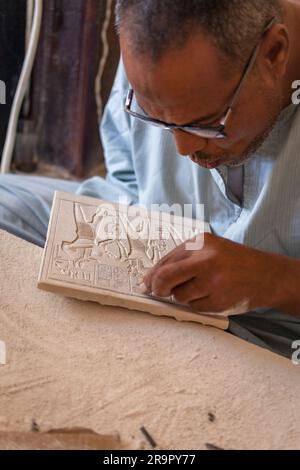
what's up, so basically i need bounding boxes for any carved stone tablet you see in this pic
[38,192,230,329]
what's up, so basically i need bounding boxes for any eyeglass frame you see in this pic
[124,17,276,140]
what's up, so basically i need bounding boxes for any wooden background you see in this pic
[12,0,120,178]
[0,0,27,159]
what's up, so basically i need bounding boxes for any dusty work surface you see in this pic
[0,229,300,450]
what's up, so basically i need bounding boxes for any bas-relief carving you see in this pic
[38,193,246,328]
[49,200,195,300]
[39,193,232,330]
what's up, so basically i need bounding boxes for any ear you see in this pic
[259,24,290,80]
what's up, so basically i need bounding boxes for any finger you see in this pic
[172,279,209,305]
[144,243,190,289]
[150,258,199,298]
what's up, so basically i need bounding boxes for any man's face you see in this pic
[121,32,283,169]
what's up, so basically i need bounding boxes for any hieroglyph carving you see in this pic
[45,193,203,298]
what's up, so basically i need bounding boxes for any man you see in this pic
[1,0,300,358]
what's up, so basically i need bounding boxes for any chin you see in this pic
[190,156,224,169]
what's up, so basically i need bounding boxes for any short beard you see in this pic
[193,92,284,168]
[226,116,279,167]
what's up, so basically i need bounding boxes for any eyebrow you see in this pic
[137,93,228,127]
[184,109,226,126]
[140,104,225,127]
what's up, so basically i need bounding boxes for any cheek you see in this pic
[217,91,276,149]
[247,81,282,126]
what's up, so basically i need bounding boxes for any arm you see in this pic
[100,60,139,205]
[79,60,138,205]
[274,254,300,316]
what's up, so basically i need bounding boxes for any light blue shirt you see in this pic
[79,61,300,261]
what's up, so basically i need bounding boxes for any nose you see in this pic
[173,129,207,156]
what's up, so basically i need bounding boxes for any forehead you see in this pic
[121,32,238,121]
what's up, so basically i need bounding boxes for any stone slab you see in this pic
[38,192,248,330]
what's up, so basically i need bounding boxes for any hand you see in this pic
[143,233,287,314]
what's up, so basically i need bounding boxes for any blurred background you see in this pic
[0,0,119,179]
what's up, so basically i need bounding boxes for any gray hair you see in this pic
[116,0,283,66]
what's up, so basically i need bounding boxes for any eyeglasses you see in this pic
[125,18,276,140]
